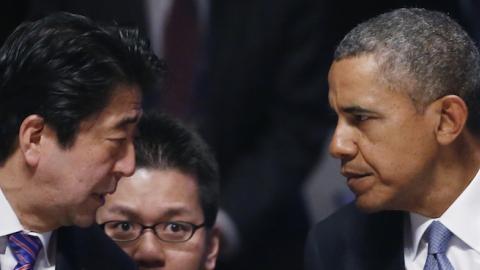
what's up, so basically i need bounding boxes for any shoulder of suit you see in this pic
[56,225,137,270]
[309,202,404,242]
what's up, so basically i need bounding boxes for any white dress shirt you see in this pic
[0,188,55,270]
[404,170,480,269]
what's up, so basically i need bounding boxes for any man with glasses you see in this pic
[97,113,220,270]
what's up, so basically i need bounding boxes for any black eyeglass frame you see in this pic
[100,220,206,243]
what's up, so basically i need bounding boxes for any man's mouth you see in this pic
[342,171,371,181]
[342,170,374,195]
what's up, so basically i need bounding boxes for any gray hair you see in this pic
[335,8,480,132]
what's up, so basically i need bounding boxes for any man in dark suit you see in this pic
[305,8,480,269]
[0,12,163,269]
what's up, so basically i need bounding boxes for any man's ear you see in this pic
[19,115,45,167]
[432,95,468,145]
[204,227,220,270]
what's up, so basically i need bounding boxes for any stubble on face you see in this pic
[328,55,439,213]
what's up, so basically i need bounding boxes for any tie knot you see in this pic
[426,221,453,255]
[7,231,43,270]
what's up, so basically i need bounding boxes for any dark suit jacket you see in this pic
[305,203,405,270]
[56,225,136,270]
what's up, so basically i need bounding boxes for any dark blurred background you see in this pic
[1,1,479,269]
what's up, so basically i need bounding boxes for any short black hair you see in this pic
[135,112,220,228]
[335,8,480,133]
[0,12,165,163]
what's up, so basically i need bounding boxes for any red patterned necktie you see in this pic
[7,231,43,270]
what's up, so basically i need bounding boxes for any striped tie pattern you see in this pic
[7,232,43,270]
[423,221,454,270]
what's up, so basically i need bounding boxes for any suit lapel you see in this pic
[359,210,406,270]
[55,226,79,270]
[55,225,136,270]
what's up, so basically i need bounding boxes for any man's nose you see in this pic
[132,231,166,268]
[113,140,136,177]
[329,121,357,160]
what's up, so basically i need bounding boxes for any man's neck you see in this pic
[409,133,480,217]
[0,152,60,232]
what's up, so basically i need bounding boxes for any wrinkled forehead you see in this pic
[328,55,380,94]
[329,54,420,108]
[328,55,421,114]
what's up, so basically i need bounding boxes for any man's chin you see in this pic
[71,212,96,228]
[354,197,386,213]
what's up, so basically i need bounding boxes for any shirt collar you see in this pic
[406,169,480,259]
[0,188,55,266]
[0,188,23,237]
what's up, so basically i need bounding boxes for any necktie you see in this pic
[423,221,454,270]
[7,231,43,270]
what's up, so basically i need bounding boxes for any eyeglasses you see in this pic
[101,220,205,243]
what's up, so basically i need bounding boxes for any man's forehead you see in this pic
[102,167,203,220]
[328,56,394,107]
[78,108,141,132]
[81,87,143,130]
[113,109,142,129]
[103,201,197,221]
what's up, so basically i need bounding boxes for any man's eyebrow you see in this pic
[161,207,192,218]
[342,106,375,115]
[115,112,142,129]
[105,204,194,221]
[106,205,140,219]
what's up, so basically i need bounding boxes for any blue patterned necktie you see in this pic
[423,221,454,270]
[7,231,43,270]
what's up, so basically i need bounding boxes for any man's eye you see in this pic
[111,221,133,232]
[108,138,127,145]
[165,222,189,233]
[353,114,369,122]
